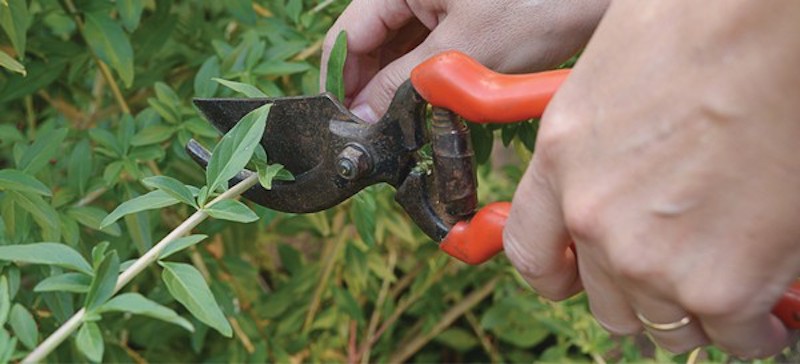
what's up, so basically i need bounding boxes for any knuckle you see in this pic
[609,249,661,282]
[536,106,579,153]
[562,193,607,242]
[679,284,749,318]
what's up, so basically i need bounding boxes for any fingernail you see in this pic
[351,104,378,124]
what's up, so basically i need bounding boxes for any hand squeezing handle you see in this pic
[411,50,568,265]
[410,50,800,329]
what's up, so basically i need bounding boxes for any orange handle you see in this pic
[417,51,800,329]
[410,50,569,123]
[440,202,510,265]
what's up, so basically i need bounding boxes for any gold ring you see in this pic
[636,312,692,331]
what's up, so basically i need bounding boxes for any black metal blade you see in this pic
[192,95,352,176]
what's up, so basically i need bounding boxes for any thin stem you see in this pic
[62,0,131,115]
[23,174,260,363]
[303,213,348,332]
[359,247,397,364]
[311,0,335,13]
[359,260,451,356]
[387,278,499,364]
[465,310,502,363]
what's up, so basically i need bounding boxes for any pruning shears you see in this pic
[186,51,800,329]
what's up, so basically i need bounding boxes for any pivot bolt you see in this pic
[336,144,372,180]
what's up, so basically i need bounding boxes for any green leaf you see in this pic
[470,124,494,165]
[434,328,479,353]
[60,214,80,246]
[255,163,293,190]
[213,78,267,98]
[204,200,258,223]
[154,82,181,107]
[0,58,66,103]
[160,262,232,337]
[142,176,197,208]
[7,191,60,241]
[76,322,104,362]
[117,0,144,32]
[34,272,91,293]
[68,206,122,236]
[9,303,37,350]
[480,296,550,348]
[205,104,270,192]
[325,30,347,101]
[285,0,302,24]
[89,128,123,157]
[518,120,539,152]
[131,124,176,146]
[0,0,30,59]
[84,12,134,87]
[91,241,110,268]
[351,191,377,247]
[0,277,9,326]
[99,293,194,332]
[84,251,120,312]
[0,243,92,276]
[119,112,136,156]
[0,328,16,364]
[68,139,93,195]
[101,190,180,228]
[103,161,125,186]
[194,57,220,98]
[17,127,68,174]
[252,60,311,76]
[195,186,210,208]
[0,49,25,75]
[332,287,364,324]
[159,234,208,260]
[148,98,180,124]
[0,169,51,196]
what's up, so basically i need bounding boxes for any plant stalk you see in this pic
[23,174,260,363]
[387,277,499,364]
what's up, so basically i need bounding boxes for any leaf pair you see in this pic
[76,292,196,362]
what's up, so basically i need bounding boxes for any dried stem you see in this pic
[359,247,397,364]
[23,174,260,363]
[358,261,451,357]
[387,278,499,364]
[465,310,502,363]
[303,213,348,332]
[62,0,131,115]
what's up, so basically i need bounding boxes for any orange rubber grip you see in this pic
[410,50,569,123]
[440,202,510,265]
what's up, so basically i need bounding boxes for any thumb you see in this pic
[503,157,582,301]
[348,39,442,123]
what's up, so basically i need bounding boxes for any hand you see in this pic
[504,1,800,358]
[320,0,609,122]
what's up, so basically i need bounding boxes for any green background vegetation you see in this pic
[0,0,766,362]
